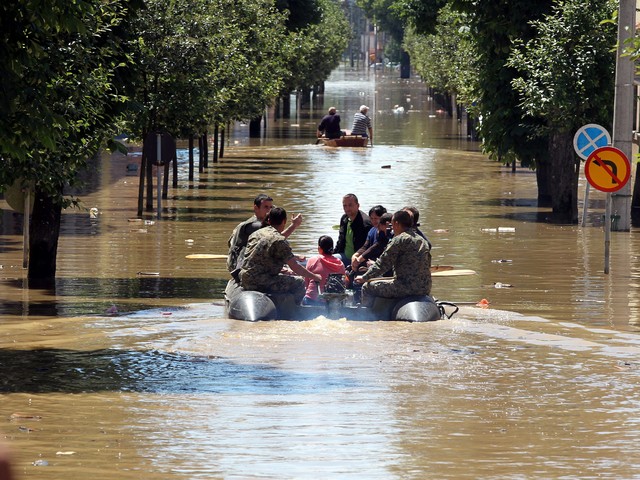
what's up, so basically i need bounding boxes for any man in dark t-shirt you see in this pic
[317,107,343,139]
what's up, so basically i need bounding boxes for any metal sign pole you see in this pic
[584,146,631,275]
[581,183,591,227]
[604,193,611,274]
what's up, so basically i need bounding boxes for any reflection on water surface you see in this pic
[2,66,640,479]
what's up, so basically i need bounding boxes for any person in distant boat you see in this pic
[403,205,432,249]
[227,194,302,276]
[303,235,346,305]
[350,105,373,141]
[239,206,321,304]
[334,193,372,268]
[354,209,432,305]
[317,106,343,139]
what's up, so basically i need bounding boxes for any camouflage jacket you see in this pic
[227,215,259,272]
[239,226,294,283]
[361,230,431,288]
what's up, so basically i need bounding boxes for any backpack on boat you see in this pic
[325,273,346,294]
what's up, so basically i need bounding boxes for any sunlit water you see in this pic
[2,66,640,479]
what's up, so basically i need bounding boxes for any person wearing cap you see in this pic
[351,105,373,143]
[317,106,343,139]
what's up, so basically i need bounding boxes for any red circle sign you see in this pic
[584,146,631,192]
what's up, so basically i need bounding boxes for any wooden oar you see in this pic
[432,269,475,277]
[364,268,475,283]
[185,254,228,259]
[430,265,454,273]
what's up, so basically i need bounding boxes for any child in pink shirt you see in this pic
[303,235,346,305]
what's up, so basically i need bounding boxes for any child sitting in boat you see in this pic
[303,235,346,305]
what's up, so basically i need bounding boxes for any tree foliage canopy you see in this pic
[0,0,139,201]
[127,0,291,138]
[508,0,616,134]
[403,5,476,103]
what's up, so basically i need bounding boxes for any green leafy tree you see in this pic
[0,0,139,279]
[403,5,477,107]
[508,0,616,223]
[128,0,290,137]
[278,0,350,100]
[390,0,447,35]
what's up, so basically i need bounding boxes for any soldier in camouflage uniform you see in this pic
[227,194,301,275]
[239,207,321,304]
[355,210,431,305]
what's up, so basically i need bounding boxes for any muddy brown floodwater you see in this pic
[1,66,640,479]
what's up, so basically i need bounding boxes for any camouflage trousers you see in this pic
[241,274,306,304]
[361,278,431,306]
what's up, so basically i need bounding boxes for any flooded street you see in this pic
[2,66,640,479]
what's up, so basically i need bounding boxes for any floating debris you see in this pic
[476,298,490,308]
[10,413,41,420]
[137,272,160,276]
[56,451,77,456]
[494,282,513,288]
[491,259,513,263]
[433,229,449,233]
[481,227,515,233]
[381,165,391,169]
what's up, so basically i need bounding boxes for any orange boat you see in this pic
[320,135,369,148]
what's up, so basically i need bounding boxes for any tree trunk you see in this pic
[400,50,410,79]
[300,88,312,107]
[282,95,291,119]
[535,154,552,207]
[219,125,225,159]
[188,136,194,181]
[28,186,62,279]
[145,147,154,211]
[548,131,579,223]
[213,124,219,163]
[202,132,208,169]
[273,97,281,120]
[249,117,262,137]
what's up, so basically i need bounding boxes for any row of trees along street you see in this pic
[0,0,349,280]
[2,0,639,281]
[364,0,639,226]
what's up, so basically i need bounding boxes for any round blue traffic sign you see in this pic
[573,124,611,161]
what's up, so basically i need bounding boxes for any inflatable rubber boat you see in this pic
[224,279,458,322]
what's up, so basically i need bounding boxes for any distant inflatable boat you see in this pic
[320,135,369,148]
[224,279,457,322]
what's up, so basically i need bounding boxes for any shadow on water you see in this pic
[0,277,229,317]
[0,347,356,394]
